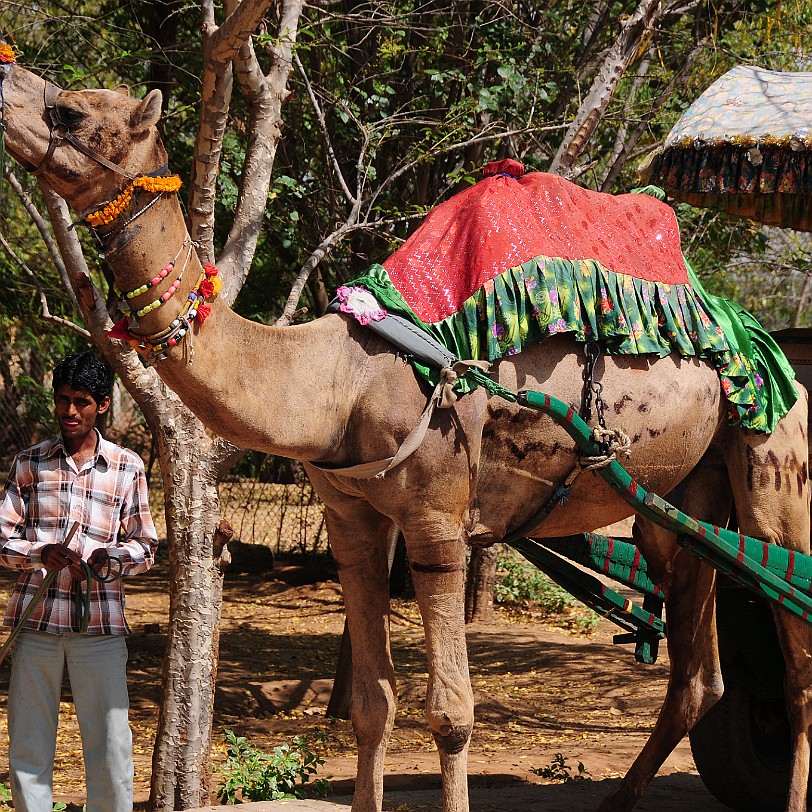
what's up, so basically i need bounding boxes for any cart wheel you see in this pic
[689,678,791,812]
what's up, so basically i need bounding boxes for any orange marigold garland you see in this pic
[85,174,182,227]
[0,44,16,64]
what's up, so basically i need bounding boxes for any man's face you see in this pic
[54,385,110,444]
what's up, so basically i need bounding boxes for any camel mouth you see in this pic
[0,62,51,172]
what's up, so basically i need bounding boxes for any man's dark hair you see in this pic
[52,351,113,404]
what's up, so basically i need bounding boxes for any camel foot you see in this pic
[596,781,642,812]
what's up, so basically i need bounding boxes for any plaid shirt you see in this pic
[0,431,158,635]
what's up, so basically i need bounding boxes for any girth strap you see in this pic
[311,360,489,480]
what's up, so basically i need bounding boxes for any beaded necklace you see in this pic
[106,261,222,363]
[116,239,193,321]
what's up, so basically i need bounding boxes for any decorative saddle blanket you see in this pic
[336,160,797,433]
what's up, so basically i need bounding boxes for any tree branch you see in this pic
[550,0,664,177]
[218,0,304,303]
[600,39,705,192]
[5,167,81,314]
[294,50,355,206]
[0,229,90,337]
[209,0,276,63]
[188,29,233,264]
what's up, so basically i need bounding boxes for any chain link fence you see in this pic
[146,472,329,555]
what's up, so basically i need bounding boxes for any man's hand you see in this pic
[40,544,83,573]
[86,548,114,577]
[67,549,108,582]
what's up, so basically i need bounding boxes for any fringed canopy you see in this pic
[640,65,812,231]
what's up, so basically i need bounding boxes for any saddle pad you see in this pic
[383,160,689,323]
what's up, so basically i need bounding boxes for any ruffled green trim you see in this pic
[350,259,796,433]
[684,262,798,434]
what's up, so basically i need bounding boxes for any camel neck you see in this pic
[102,198,355,460]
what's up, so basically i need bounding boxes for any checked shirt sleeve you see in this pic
[111,459,158,575]
[0,453,46,572]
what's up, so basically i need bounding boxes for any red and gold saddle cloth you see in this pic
[383,159,687,323]
[337,161,796,432]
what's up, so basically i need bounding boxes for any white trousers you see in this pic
[8,631,133,812]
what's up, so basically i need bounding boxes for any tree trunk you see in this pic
[792,274,811,328]
[149,411,226,810]
[465,545,499,623]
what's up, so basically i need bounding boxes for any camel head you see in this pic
[1,55,166,215]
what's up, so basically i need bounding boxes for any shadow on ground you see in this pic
[202,771,733,811]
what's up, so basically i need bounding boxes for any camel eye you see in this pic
[55,105,86,129]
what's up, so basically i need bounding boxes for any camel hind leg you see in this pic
[597,451,730,812]
[724,385,812,812]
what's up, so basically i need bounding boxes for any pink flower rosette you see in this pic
[336,285,387,326]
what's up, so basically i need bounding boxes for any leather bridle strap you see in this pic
[31,81,136,180]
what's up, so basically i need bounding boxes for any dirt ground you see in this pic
[0,553,732,811]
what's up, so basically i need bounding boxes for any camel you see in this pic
[3,62,812,812]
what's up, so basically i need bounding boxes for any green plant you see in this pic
[494,547,599,632]
[530,752,590,782]
[216,729,331,803]
[0,787,74,812]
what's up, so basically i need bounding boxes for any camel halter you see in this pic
[32,81,138,179]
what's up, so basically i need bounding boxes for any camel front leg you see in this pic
[406,531,473,812]
[322,504,396,812]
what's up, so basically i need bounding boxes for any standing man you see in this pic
[0,350,158,812]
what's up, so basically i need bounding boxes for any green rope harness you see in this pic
[451,368,812,660]
[514,387,812,625]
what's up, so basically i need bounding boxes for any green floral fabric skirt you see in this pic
[344,257,797,433]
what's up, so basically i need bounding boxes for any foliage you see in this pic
[216,729,331,803]
[4,1,812,347]
[0,785,79,812]
[495,547,598,633]
[530,752,590,782]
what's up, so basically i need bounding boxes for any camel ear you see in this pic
[113,85,131,96]
[131,89,162,131]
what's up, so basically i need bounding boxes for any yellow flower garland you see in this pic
[85,174,183,227]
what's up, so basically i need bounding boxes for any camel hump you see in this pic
[382,164,688,324]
